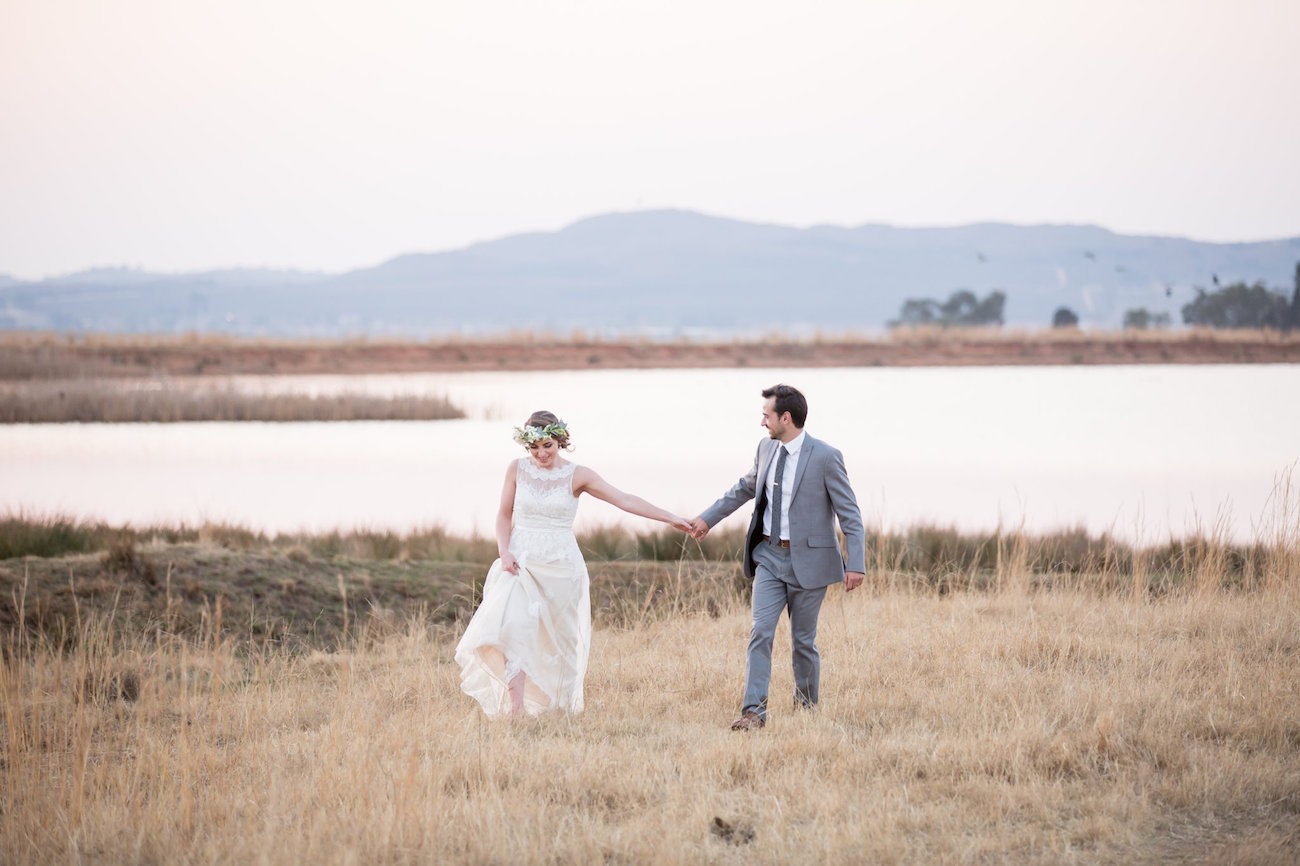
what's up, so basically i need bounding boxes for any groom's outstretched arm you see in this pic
[697,441,763,531]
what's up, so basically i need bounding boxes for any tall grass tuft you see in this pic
[1258,464,1300,592]
[0,513,107,560]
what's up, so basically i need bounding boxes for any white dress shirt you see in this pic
[762,430,805,540]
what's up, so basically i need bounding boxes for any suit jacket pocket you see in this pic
[807,535,837,548]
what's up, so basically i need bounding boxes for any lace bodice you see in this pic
[510,458,583,565]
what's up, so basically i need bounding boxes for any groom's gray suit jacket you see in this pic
[701,434,866,589]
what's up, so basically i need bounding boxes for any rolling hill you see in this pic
[3,210,1297,335]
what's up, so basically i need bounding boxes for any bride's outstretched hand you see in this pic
[670,515,694,533]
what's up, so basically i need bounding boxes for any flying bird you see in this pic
[1083,251,1096,261]
[1212,273,1220,286]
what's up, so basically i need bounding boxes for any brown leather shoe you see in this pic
[730,710,765,731]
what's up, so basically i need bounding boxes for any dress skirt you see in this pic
[454,551,591,717]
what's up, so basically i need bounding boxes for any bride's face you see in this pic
[528,438,559,468]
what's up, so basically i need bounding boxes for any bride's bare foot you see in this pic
[507,670,526,716]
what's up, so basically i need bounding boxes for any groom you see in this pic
[689,384,865,731]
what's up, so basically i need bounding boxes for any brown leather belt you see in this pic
[763,535,791,549]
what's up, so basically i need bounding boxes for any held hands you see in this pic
[668,515,695,533]
[687,517,710,540]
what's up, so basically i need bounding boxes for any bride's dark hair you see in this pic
[524,410,572,449]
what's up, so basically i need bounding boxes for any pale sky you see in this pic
[2,0,1298,280]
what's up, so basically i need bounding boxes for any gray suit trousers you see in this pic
[744,540,829,718]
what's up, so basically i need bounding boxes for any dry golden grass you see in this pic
[3,564,1298,864]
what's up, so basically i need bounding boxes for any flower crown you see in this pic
[512,420,569,446]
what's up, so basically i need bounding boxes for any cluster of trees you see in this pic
[900,263,1300,331]
[1122,308,1172,329]
[1180,275,1300,329]
[1051,307,1079,328]
[1045,304,1176,330]
[1055,306,1172,330]
[1176,261,1300,330]
[892,290,1005,327]
[1054,262,1300,330]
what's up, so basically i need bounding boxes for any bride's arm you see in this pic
[572,466,692,531]
[496,461,520,573]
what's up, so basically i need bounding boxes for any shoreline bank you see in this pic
[4,329,1299,379]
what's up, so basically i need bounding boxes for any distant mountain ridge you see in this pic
[3,210,1297,335]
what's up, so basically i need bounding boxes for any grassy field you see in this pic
[2,517,1298,863]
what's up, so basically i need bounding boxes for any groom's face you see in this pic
[761,397,789,440]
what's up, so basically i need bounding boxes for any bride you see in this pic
[455,411,692,717]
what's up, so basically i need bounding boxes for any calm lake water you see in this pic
[3,366,1298,543]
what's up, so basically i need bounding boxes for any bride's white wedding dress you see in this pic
[455,457,591,716]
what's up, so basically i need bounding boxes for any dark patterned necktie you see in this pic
[770,445,789,541]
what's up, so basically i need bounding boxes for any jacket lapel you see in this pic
[756,439,777,492]
[789,435,815,500]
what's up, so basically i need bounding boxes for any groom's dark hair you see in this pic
[762,384,807,428]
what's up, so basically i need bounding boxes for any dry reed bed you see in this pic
[3,513,1289,589]
[0,513,746,570]
[4,327,1300,380]
[0,380,464,423]
[2,568,1298,863]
